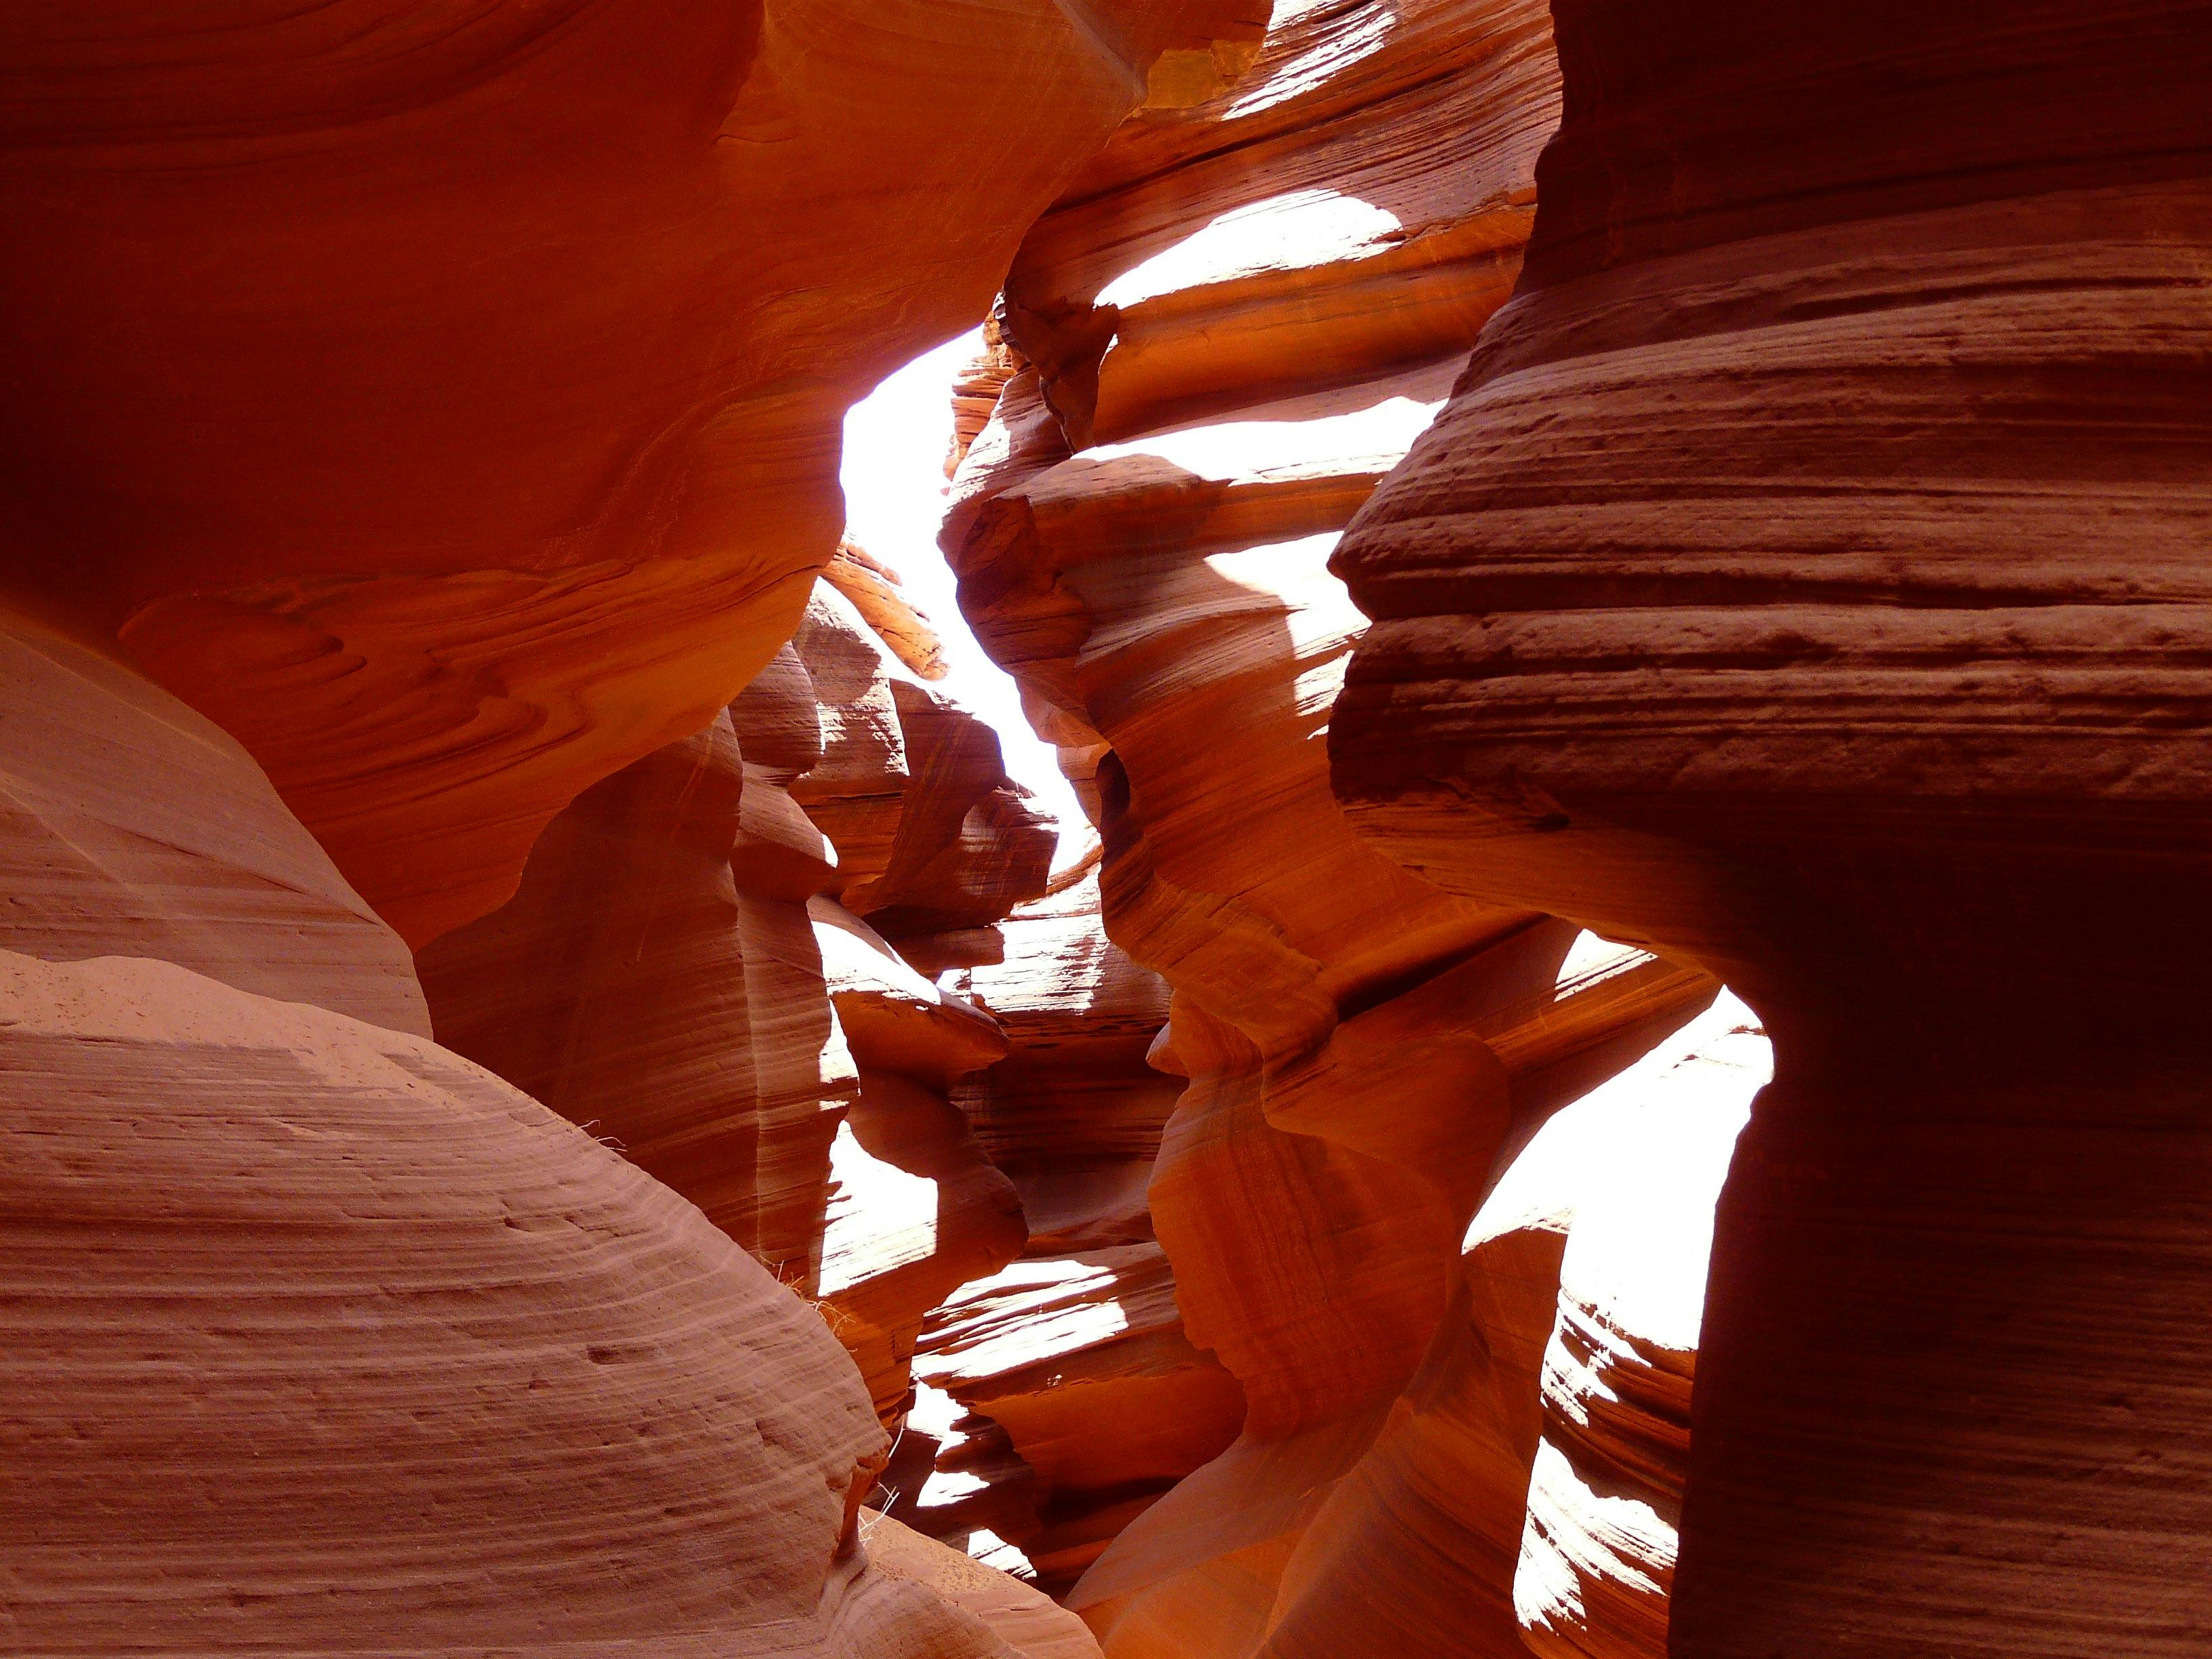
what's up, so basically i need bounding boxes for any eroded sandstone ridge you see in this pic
[0,607,1041,1656]
[899,870,1247,1594]
[419,574,1052,1429]
[0,3,1271,1650]
[1330,2,2212,1652]
[1,0,1268,947]
[939,3,1729,1650]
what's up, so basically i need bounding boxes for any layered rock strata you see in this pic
[1,0,1271,947]
[0,609,428,1035]
[815,895,1028,1423]
[3,3,1283,1650]
[0,619,1038,1657]
[422,574,1051,1424]
[941,3,1728,1648]
[1330,3,2212,1651]
[890,874,1244,1593]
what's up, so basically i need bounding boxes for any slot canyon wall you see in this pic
[0,0,1268,947]
[1329,1,2212,1654]
[0,2,1271,1654]
[932,3,1779,1654]
[8,0,2203,1655]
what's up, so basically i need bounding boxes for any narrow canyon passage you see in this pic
[4,2,2207,1657]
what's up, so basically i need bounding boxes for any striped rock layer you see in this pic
[1,0,1269,947]
[1331,2,2212,1653]
[939,4,1725,1653]
[0,611,1052,1656]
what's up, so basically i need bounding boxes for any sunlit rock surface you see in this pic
[422,574,1053,1424]
[0,947,1042,1659]
[815,895,1027,1424]
[863,871,1238,1593]
[1513,996,1766,1659]
[939,4,1728,1650]
[0,626,1047,1654]
[1329,2,2212,1651]
[1,0,1271,948]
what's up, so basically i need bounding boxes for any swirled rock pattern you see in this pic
[3,3,1298,1650]
[939,4,1729,1650]
[1,0,1271,948]
[421,578,1050,1424]
[885,874,1243,1593]
[1330,3,2212,1652]
[0,609,428,1036]
[0,945,1031,1658]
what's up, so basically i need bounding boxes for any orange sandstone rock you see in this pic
[417,712,853,1287]
[825,540,952,684]
[0,610,427,1036]
[1,0,1272,948]
[865,1512,1107,1659]
[1330,2,2212,1650]
[792,583,917,905]
[815,895,1028,1423]
[876,873,1240,1592]
[941,3,1723,1648]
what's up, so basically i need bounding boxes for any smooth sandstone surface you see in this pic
[418,712,853,1287]
[0,611,428,1036]
[1,0,1270,947]
[1330,3,2212,1653]
[423,582,1048,1426]
[0,945,1023,1658]
[939,4,1729,1649]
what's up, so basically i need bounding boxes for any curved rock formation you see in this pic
[880,873,1242,1593]
[816,894,1029,1423]
[0,944,1031,1658]
[0,609,428,1036]
[0,616,1046,1655]
[939,4,1730,1649]
[1,0,1271,947]
[866,1513,1108,1659]
[421,582,1050,1422]
[1330,3,2212,1652]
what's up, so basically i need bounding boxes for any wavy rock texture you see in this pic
[872,873,1242,1595]
[1,0,1271,948]
[940,5,1727,1650]
[815,895,1027,1424]
[416,709,853,1287]
[792,584,918,905]
[0,945,1029,1658]
[421,579,1048,1422]
[1246,988,1761,1659]
[0,626,1051,1654]
[1330,3,2212,1652]
[0,610,429,1036]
